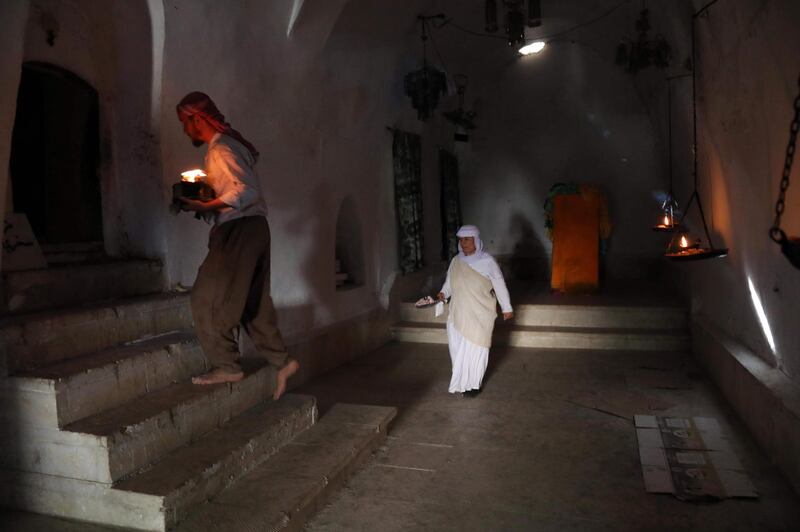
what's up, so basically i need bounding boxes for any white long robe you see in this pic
[440,255,512,393]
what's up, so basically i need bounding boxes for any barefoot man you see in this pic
[176,91,298,399]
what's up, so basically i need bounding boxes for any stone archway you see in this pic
[2,0,167,265]
[10,62,102,247]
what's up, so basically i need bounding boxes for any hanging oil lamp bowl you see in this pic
[771,229,800,269]
[651,76,686,234]
[659,11,730,264]
[652,212,682,232]
[665,233,727,261]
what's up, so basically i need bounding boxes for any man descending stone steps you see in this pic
[175,91,299,399]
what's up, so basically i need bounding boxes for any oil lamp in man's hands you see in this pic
[171,169,215,213]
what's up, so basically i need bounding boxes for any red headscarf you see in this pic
[176,92,260,162]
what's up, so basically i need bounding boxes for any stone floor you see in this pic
[2,341,799,531]
[300,342,800,532]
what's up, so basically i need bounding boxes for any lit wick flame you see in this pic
[679,235,689,248]
[663,215,671,226]
[181,169,207,183]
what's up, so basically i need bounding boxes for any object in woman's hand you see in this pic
[171,169,215,214]
[414,296,436,308]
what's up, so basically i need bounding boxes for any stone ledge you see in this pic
[2,259,166,315]
[392,322,690,351]
[0,292,193,374]
[1,331,205,429]
[174,403,397,532]
[691,317,800,496]
[0,394,318,531]
[398,300,688,329]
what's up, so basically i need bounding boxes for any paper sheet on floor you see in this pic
[634,415,758,500]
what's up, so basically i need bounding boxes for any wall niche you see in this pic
[335,197,365,290]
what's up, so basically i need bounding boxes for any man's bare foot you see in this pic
[273,358,300,400]
[192,368,244,385]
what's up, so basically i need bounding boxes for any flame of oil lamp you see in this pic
[172,169,215,214]
[679,235,689,248]
[180,169,207,183]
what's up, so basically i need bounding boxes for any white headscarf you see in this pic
[456,225,487,265]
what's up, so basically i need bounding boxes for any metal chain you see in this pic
[770,75,800,244]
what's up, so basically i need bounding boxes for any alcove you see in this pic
[334,196,365,290]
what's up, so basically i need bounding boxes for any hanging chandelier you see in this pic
[664,3,727,261]
[615,9,671,74]
[404,15,448,121]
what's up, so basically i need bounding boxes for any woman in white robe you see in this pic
[437,225,513,395]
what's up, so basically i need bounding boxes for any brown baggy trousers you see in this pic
[191,216,288,373]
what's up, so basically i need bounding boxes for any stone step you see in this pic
[2,258,166,315]
[391,322,690,351]
[0,330,205,429]
[175,403,397,532]
[399,301,687,329]
[41,241,107,265]
[0,292,192,375]
[1,360,273,483]
[0,394,318,532]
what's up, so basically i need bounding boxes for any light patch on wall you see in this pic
[747,276,776,354]
[287,0,305,36]
[519,41,545,55]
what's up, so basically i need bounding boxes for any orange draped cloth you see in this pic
[550,193,601,293]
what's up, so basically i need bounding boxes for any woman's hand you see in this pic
[502,311,514,321]
[436,292,446,301]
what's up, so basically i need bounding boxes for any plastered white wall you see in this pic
[449,2,680,277]
[159,0,441,338]
[679,0,800,377]
[2,0,797,383]
[0,0,30,281]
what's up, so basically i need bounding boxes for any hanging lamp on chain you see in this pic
[404,15,448,121]
[665,3,727,261]
[768,74,800,269]
[653,75,688,232]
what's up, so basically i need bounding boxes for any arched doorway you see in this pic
[9,62,103,248]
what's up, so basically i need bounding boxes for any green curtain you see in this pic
[393,130,424,273]
[439,149,462,260]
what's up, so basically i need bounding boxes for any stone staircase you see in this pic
[0,262,396,530]
[392,299,690,351]
[2,258,166,314]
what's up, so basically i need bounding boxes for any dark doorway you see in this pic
[9,62,103,247]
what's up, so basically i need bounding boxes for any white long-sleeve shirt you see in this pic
[204,132,267,225]
[440,255,513,313]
